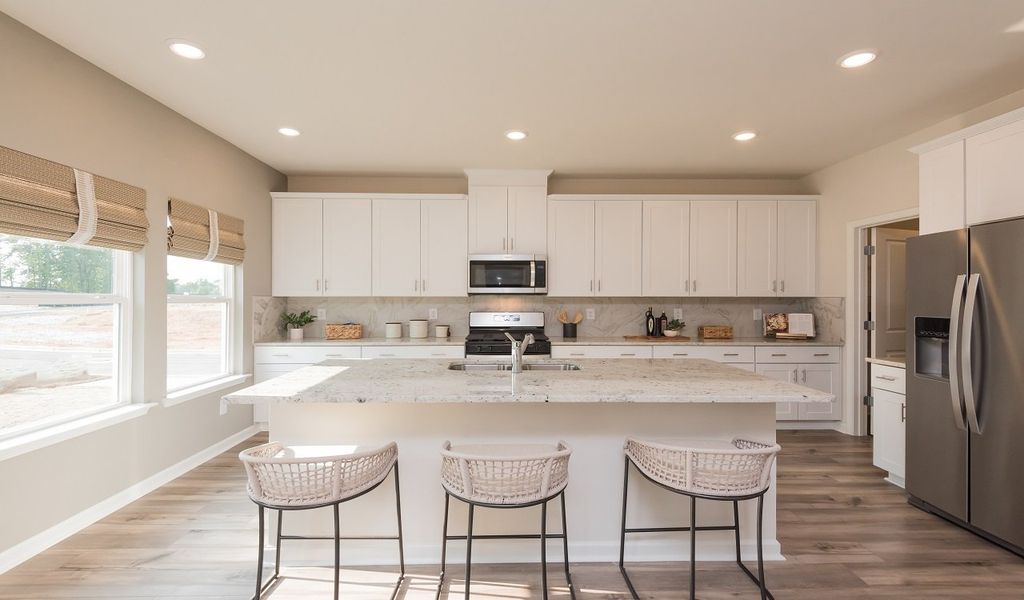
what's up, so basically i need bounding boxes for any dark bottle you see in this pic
[645,307,656,337]
[659,312,669,336]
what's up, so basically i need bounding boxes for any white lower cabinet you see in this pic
[755,364,800,420]
[361,346,464,359]
[755,347,841,421]
[552,345,653,359]
[870,363,906,484]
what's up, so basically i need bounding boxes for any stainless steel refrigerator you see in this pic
[906,218,1024,555]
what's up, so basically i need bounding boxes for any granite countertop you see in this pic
[865,356,906,368]
[255,336,466,347]
[222,357,833,408]
[548,336,843,347]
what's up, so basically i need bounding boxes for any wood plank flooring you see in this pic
[2,430,1023,599]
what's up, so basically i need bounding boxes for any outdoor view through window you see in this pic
[166,255,232,392]
[0,233,125,436]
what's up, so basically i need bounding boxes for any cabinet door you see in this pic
[690,200,737,296]
[272,197,323,296]
[737,200,777,297]
[872,387,906,479]
[919,141,966,235]
[966,119,1024,226]
[468,186,509,253]
[797,363,841,420]
[595,201,643,296]
[547,200,595,296]
[322,198,371,296]
[372,200,421,296]
[508,186,547,254]
[777,200,816,296]
[756,364,798,420]
[642,200,690,296]
[421,198,468,297]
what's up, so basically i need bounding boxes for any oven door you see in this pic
[468,255,547,294]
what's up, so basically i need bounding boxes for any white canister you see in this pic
[409,320,428,339]
[435,324,450,338]
[385,322,402,339]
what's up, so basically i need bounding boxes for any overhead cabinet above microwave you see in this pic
[468,185,548,254]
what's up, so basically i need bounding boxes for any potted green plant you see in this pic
[282,310,317,341]
[664,319,685,337]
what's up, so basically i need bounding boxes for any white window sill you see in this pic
[0,403,156,462]
[163,374,252,408]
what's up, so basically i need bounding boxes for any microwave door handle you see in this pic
[962,273,982,434]
[948,274,967,431]
[530,260,536,288]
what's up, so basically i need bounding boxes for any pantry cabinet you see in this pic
[737,199,816,297]
[373,197,468,297]
[468,185,548,254]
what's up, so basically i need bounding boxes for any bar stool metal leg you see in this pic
[275,510,283,579]
[333,503,341,600]
[437,493,450,599]
[560,491,576,600]
[733,500,741,565]
[254,505,265,600]
[689,497,697,600]
[464,504,475,600]
[757,494,768,600]
[541,500,549,600]
[394,464,406,578]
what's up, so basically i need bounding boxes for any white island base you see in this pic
[265,401,781,566]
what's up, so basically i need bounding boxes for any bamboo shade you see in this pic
[0,145,148,251]
[167,197,245,265]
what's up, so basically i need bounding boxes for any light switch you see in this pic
[316,308,327,320]
[428,308,438,320]
[586,308,596,320]
[673,308,683,320]
[753,308,763,321]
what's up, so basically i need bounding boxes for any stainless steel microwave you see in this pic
[468,254,547,294]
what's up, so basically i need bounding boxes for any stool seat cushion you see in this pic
[625,438,780,497]
[441,441,571,506]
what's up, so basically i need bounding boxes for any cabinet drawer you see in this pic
[871,364,906,394]
[255,345,362,364]
[754,346,839,364]
[362,346,464,359]
[552,345,653,359]
[652,346,754,362]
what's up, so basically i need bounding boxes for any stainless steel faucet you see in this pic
[505,332,534,373]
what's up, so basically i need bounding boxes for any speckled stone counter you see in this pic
[549,336,843,346]
[254,336,466,347]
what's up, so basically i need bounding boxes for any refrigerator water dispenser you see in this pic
[914,316,950,379]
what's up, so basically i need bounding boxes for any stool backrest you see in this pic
[626,438,780,497]
[440,441,571,505]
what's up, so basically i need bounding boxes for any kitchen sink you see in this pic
[448,362,581,372]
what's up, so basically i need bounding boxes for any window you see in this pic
[0,234,131,438]
[166,255,234,392]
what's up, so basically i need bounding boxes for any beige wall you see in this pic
[0,13,285,554]
[803,87,1024,296]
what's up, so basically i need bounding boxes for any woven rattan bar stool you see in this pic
[436,441,576,600]
[239,441,405,600]
[618,438,781,600]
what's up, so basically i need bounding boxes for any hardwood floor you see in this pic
[2,430,1023,599]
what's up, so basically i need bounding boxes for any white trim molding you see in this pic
[163,374,252,408]
[0,403,155,463]
[908,105,1024,155]
[0,424,259,575]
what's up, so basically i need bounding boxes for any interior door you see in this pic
[420,198,468,296]
[323,198,371,296]
[271,197,323,296]
[547,200,595,296]
[642,200,690,296]
[967,218,1024,549]
[756,364,798,420]
[736,200,777,296]
[595,201,642,296]
[871,227,916,360]
[468,185,508,253]
[508,186,547,254]
[777,200,817,296]
[689,200,737,296]
[372,199,421,296]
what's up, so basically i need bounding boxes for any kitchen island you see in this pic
[223,358,831,565]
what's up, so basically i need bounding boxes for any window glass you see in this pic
[166,256,232,392]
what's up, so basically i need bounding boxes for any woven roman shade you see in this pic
[0,145,148,251]
[167,198,245,265]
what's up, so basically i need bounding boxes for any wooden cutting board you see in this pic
[622,335,692,341]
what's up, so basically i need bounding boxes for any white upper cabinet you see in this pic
[642,200,690,296]
[966,118,1024,226]
[272,196,324,296]
[737,201,777,297]
[467,170,551,255]
[595,201,643,296]
[420,198,468,296]
[918,141,966,235]
[508,186,548,254]
[777,200,816,296]
[547,200,595,296]
[689,200,737,297]
[372,200,422,297]
[322,198,372,296]
[468,185,509,253]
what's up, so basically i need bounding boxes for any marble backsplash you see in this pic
[254,295,845,343]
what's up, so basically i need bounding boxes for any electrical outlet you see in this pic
[586,308,596,320]
[428,308,438,320]
[753,308,763,322]
[316,308,327,320]
[673,308,683,320]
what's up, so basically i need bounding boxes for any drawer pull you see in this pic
[431,353,446,357]
[876,375,898,381]
[672,353,689,356]
[380,353,396,357]
[620,353,636,356]
[272,353,290,357]
[771,353,787,357]
[813,353,830,357]
[570,353,585,357]
[325,354,348,358]
[723,353,740,357]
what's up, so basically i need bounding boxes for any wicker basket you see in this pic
[325,323,362,340]
[698,325,733,339]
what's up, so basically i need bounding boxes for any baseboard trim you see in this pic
[0,424,260,575]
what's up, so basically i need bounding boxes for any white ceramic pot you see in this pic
[663,330,679,337]
[409,320,428,339]
[385,322,402,339]
[435,324,450,338]
[288,327,304,341]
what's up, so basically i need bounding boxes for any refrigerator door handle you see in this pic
[962,273,982,434]
[948,274,968,431]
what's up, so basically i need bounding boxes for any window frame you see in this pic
[165,259,236,394]
[0,244,133,442]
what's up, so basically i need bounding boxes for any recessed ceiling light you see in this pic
[277,127,301,137]
[732,131,757,142]
[167,39,205,60]
[505,130,528,141]
[838,50,877,69]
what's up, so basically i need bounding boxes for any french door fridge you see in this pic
[906,218,1024,554]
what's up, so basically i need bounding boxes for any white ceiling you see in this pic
[3,0,1024,178]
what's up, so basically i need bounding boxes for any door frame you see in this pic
[845,207,918,436]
